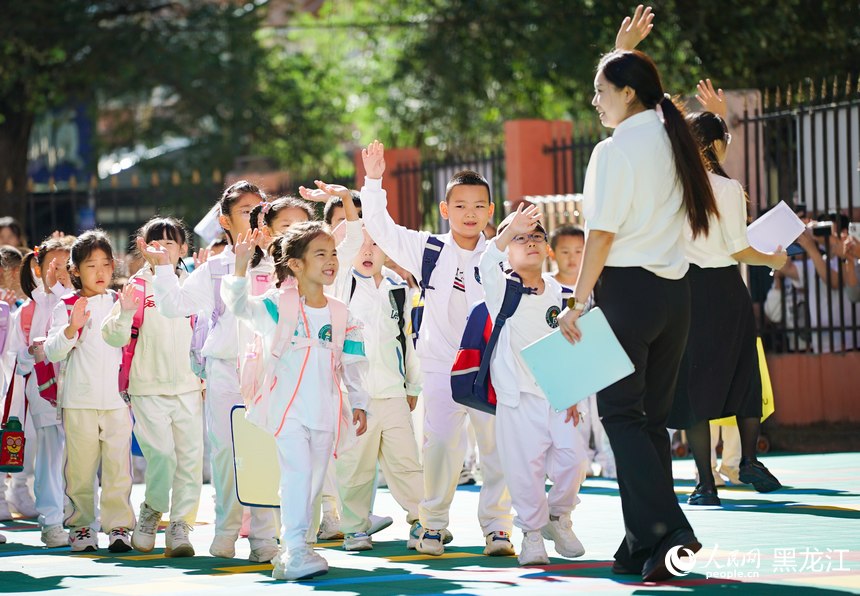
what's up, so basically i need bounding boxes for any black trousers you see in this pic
[595,266,693,571]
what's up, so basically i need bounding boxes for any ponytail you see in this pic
[659,97,719,238]
[19,251,39,300]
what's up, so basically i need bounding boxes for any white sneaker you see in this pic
[272,547,329,581]
[108,527,133,553]
[249,541,280,563]
[8,488,38,519]
[483,531,515,556]
[407,521,422,550]
[209,535,237,558]
[317,512,343,540]
[518,531,550,566]
[367,514,393,536]
[165,521,195,558]
[41,525,69,548]
[343,532,373,551]
[541,515,585,558]
[441,528,454,544]
[70,527,98,552]
[416,528,445,556]
[131,502,162,553]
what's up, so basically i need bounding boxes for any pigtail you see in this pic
[19,251,39,300]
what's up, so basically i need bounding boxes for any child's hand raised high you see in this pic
[136,238,170,267]
[233,229,264,278]
[496,202,542,250]
[361,140,386,180]
[65,297,90,339]
[192,248,210,269]
[119,284,141,312]
[298,182,350,204]
[0,288,15,306]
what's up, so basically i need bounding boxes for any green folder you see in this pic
[520,307,635,410]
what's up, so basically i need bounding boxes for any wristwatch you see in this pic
[567,297,586,312]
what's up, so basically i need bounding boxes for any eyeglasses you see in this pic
[511,233,547,244]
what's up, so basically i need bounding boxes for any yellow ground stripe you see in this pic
[387,552,483,562]
[214,563,273,574]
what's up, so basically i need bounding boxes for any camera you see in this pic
[811,221,833,237]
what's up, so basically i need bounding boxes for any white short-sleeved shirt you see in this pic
[583,109,689,280]
[507,289,561,398]
[685,173,751,268]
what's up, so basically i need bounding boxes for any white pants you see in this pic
[34,424,65,528]
[321,460,340,517]
[130,390,204,523]
[276,419,334,551]
[420,372,512,534]
[710,422,742,476]
[337,398,422,534]
[63,408,135,532]
[205,358,278,544]
[576,394,616,472]
[496,393,589,532]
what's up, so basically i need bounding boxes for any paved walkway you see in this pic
[2,452,859,594]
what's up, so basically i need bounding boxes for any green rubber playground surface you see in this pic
[2,452,858,595]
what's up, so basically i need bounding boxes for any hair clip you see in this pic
[33,246,40,258]
[261,201,272,215]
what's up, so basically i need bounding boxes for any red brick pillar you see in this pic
[354,147,422,228]
[504,119,573,206]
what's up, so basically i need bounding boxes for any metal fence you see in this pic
[741,79,860,353]
[543,124,606,197]
[390,149,506,233]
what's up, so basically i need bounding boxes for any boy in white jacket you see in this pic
[331,227,423,551]
[102,217,203,557]
[360,140,513,556]
[479,205,589,566]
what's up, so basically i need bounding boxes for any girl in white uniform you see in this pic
[148,181,280,562]
[13,236,75,547]
[481,206,590,566]
[221,222,369,581]
[102,217,204,557]
[44,231,136,553]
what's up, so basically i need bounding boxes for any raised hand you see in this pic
[695,79,727,120]
[68,297,90,332]
[615,5,654,51]
[193,248,210,268]
[119,284,140,312]
[361,140,386,179]
[298,182,349,204]
[50,230,65,239]
[233,229,263,277]
[136,238,170,267]
[0,288,15,306]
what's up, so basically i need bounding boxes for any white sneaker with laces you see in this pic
[541,515,585,558]
[108,527,132,553]
[343,532,373,551]
[367,514,393,536]
[317,512,343,540]
[518,531,550,566]
[249,541,280,563]
[209,534,237,558]
[131,502,162,553]
[70,527,98,552]
[165,521,194,558]
[416,528,445,556]
[41,524,69,548]
[272,547,329,581]
[483,530,515,556]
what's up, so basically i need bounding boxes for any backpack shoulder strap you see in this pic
[418,236,445,292]
[389,286,407,358]
[127,276,147,336]
[18,301,35,344]
[271,287,302,359]
[327,296,349,357]
[474,275,532,386]
[349,275,357,303]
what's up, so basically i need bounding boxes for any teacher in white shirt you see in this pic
[557,49,718,582]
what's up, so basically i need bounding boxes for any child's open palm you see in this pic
[507,203,543,236]
[0,288,15,306]
[193,248,210,269]
[69,297,90,331]
[695,79,727,120]
[361,140,386,179]
[119,284,140,312]
[137,238,170,267]
[234,229,262,277]
[615,5,654,51]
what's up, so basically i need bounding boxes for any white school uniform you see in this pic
[362,176,512,535]
[152,247,278,547]
[221,275,369,552]
[479,241,589,532]
[12,284,67,529]
[332,267,423,534]
[44,292,135,533]
[102,267,204,523]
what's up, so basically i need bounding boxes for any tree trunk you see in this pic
[0,102,35,234]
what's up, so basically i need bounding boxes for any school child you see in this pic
[101,217,203,557]
[0,217,25,249]
[221,223,369,581]
[360,140,514,556]
[11,236,75,546]
[549,226,616,479]
[330,225,423,551]
[479,205,589,565]
[147,181,280,562]
[43,230,136,552]
[322,191,363,230]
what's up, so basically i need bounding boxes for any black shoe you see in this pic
[739,458,782,493]
[687,483,721,506]
[642,528,702,583]
[611,560,640,575]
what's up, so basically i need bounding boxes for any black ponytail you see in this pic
[686,111,732,179]
[19,251,38,300]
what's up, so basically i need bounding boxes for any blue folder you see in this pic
[520,307,635,410]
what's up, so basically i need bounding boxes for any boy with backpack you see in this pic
[360,140,514,557]
[477,205,589,566]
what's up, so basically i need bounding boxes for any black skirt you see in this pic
[668,264,762,429]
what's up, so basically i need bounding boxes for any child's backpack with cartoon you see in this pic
[1,377,25,473]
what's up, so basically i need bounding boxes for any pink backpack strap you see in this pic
[271,287,312,438]
[18,301,36,344]
[119,277,147,395]
[327,296,349,365]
